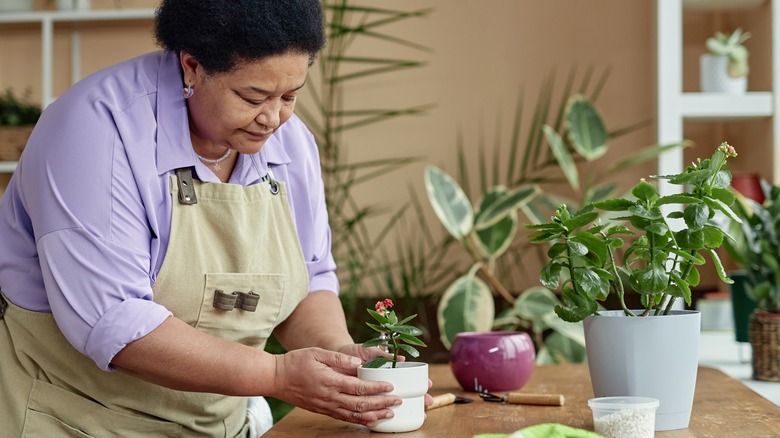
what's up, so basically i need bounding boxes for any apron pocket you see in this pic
[23,379,182,437]
[197,273,286,347]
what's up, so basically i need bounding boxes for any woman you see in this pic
[0,0,428,436]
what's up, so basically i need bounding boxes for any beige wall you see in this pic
[0,0,769,292]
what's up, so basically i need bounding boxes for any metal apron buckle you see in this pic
[0,293,7,320]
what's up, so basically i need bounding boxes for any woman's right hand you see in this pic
[269,347,401,426]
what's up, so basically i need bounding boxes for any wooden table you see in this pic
[264,364,780,437]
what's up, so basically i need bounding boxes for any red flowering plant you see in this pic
[362,298,427,368]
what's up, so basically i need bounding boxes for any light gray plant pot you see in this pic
[583,310,701,431]
[700,54,747,94]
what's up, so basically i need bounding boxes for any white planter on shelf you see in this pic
[700,53,747,94]
[584,310,701,431]
[56,0,91,11]
[357,362,428,433]
[0,0,34,12]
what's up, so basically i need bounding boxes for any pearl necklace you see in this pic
[196,148,232,172]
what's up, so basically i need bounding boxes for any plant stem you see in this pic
[463,234,516,305]
[602,232,635,316]
[391,333,399,368]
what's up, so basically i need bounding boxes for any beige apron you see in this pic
[0,167,309,437]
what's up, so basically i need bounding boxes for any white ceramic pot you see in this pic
[357,362,428,433]
[700,54,747,94]
[0,0,34,12]
[56,0,91,11]
[583,310,700,431]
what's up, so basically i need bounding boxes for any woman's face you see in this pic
[181,51,310,156]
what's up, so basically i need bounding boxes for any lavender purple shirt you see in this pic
[0,51,338,371]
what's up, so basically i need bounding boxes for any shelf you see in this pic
[681,92,774,118]
[684,0,766,10]
[0,162,18,173]
[0,8,155,24]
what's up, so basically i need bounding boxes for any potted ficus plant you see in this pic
[701,28,750,94]
[724,180,780,381]
[526,143,739,431]
[358,299,428,433]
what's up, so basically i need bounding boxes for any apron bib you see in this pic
[0,168,309,437]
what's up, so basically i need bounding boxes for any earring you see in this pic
[182,82,194,99]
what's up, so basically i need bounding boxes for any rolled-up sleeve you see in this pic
[16,70,172,371]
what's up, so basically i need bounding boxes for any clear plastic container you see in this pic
[588,396,659,438]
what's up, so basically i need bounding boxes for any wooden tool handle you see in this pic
[505,393,565,406]
[427,393,457,410]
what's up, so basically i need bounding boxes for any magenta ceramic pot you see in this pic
[449,331,535,392]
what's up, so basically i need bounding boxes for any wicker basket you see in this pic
[0,125,34,161]
[749,310,780,382]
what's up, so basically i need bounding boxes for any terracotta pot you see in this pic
[449,331,535,392]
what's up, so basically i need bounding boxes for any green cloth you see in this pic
[473,423,603,438]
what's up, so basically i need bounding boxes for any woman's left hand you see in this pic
[336,343,433,408]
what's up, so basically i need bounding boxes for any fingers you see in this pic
[272,348,404,426]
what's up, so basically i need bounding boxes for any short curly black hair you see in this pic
[154,0,325,73]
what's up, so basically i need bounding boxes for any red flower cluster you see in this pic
[375,298,394,314]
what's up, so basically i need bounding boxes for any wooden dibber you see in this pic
[504,393,565,406]
[427,393,474,410]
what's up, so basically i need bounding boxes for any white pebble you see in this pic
[593,407,655,438]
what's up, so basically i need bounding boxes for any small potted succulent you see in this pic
[357,299,428,433]
[526,143,739,431]
[701,28,750,94]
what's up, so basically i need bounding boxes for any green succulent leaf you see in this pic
[593,198,634,211]
[398,333,427,347]
[705,248,734,284]
[631,180,658,202]
[393,324,423,336]
[630,263,669,294]
[657,194,702,206]
[540,263,563,289]
[398,344,421,358]
[363,356,391,369]
[683,203,709,230]
[571,231,608,266]
[567,241,588,256]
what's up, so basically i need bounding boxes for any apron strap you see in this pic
[175,168,198,205]
[0,292,6,320]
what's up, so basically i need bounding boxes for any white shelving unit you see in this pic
[656,0,780,194]
[0,8,155,173]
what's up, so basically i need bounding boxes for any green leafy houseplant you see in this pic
[706,28,750,78]
[426,81,686,364]
[362,298,427,368]
[724,180,780,381]
[725,181,780,313]
[0,88,41,127]
[527,143,739,321]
